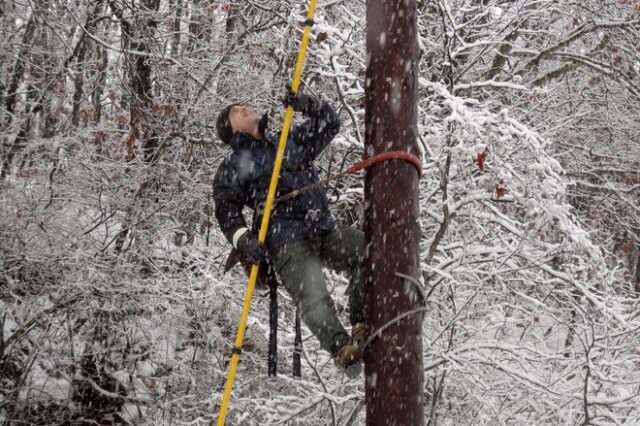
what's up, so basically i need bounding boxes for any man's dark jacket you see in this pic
[212,100,340,252]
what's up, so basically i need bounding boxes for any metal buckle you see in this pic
[307,208,321,222]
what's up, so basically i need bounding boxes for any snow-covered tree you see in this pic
[1,0,639,424]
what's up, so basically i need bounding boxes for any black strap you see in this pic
[232,346,242,355]
[293,309,302,379]
[304,18,314,27]
[268,274,278,377]
[285,88,297,109]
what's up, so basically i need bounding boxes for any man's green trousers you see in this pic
[272,225,364,356]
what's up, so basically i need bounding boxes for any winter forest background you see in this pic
[1,0,640,424]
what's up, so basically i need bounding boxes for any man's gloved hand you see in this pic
[282,86,322,115]
[237,231,269,264]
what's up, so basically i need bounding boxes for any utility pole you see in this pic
[364,1,424,425]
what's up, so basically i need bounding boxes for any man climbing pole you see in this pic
[212,90,365,369]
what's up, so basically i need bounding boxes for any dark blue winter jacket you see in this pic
[212,99,340,252]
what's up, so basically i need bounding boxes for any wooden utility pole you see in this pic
[364,1,424,425]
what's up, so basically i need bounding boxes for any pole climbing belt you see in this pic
[274,151,423,204]
[215,1,319,424]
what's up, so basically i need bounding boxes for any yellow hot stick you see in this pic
[216,1,318,425]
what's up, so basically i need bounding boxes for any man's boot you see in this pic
[352,322,366,349]
[334,343,362,369]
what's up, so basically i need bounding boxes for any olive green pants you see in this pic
[272,225,364,356]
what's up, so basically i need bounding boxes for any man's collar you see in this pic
[228,131,277,151]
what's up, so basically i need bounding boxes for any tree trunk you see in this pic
[3,9,37,130]
[170,0,183,56]
[215,5,240,98]
[364,1,424,425]
[1,8,38,179]
[113,0,161,163]
[187,0,213,53]
[93,47,108,127]
[70,0,104,131]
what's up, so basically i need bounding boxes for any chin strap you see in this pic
[258,113,269,136]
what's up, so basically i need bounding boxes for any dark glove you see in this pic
[237,231,269,264]
[282,85,322,115]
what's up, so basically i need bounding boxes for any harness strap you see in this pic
[293,310,302,379]
[268,276,278,377]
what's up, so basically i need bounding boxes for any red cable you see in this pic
[346,151,423,177]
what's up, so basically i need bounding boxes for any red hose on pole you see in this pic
[347,151,423,177]
[274,151,422,204]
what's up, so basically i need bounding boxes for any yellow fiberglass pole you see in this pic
[216,1,318,425]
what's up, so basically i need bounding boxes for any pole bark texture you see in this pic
[364,1,424,425]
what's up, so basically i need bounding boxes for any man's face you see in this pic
[229,105,259,135]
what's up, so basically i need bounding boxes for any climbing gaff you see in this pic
[215,1,319,425]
